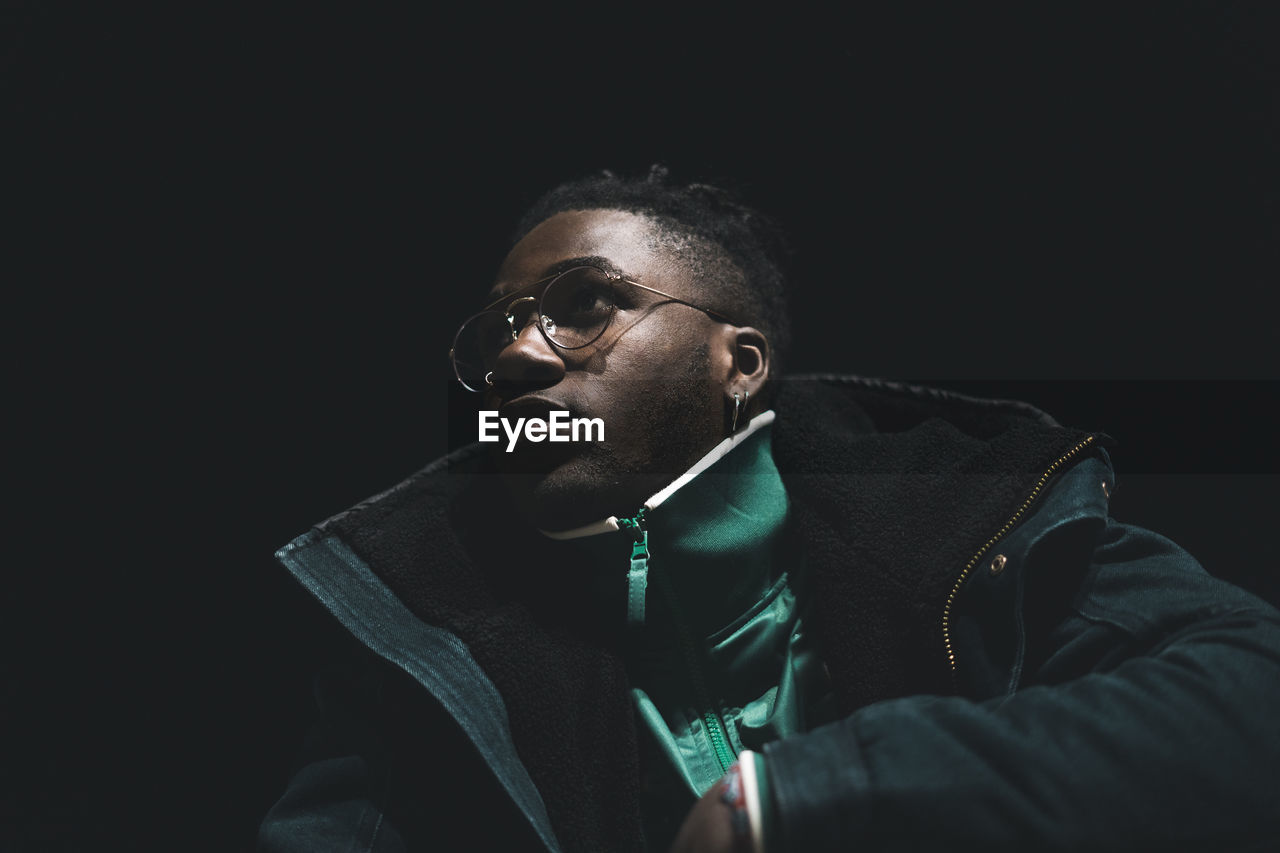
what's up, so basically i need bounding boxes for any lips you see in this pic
[491,395,587,474]
[499,395,570,423]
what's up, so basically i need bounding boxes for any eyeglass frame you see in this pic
[448,264,743,391]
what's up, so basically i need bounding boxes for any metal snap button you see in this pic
[989,554,1008,576]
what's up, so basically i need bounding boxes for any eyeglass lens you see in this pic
[451,267,617,391]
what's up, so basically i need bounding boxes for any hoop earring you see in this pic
[484,372,495,388]
[730,390,749,434]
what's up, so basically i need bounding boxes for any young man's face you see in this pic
[478,209,739,531]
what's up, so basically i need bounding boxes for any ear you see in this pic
[716,325,770,403]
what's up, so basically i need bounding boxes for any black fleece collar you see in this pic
[768,376,1099,711]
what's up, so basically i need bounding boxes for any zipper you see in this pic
[617,509,650,629]
[618,509,736,775]
[700,709,735,772]
[941,435,1097,682]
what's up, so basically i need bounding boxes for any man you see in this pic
[259,168,1280,851]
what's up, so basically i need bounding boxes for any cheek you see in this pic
[608,351,719,446]
[618,316,714,377]
[575,317,721,443]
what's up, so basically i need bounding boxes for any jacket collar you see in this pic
[546,415,791,640]
[767,376,1098,709]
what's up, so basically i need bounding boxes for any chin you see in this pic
[495,448,652,532]
[491,424,720,531]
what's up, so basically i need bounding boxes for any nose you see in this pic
[492,310,565,390]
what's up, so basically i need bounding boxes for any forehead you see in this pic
[491,209,692,298]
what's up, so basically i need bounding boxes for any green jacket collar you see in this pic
[548,413,790,637]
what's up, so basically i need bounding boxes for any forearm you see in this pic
[762,608,1280,851]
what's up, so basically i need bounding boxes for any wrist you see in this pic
[723,751,777,853]
[719,757,751,848]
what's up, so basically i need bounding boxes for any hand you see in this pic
[668,776,754,853]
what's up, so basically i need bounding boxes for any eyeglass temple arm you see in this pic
[623,279,741,326]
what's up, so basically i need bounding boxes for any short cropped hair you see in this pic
[512,165,793,376]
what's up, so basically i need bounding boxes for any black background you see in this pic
[7,4,1278,851]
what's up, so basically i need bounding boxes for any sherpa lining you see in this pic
[768,376,1098,712]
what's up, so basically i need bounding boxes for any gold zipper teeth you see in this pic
[942,435,1097,676]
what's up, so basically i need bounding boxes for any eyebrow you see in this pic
[484,255,631,305]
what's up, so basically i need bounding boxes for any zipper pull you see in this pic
[617,508,649,629]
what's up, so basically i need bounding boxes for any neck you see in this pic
[539,411,778,540]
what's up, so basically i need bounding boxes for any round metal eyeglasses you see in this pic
[449,265,738,392]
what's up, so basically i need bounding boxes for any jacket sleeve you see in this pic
[761,461,1280,851]
[257,652,409,853]
[256,641,551,853]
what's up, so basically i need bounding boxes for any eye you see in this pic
[565,281,611,314]
[544,270,615,327]
[539,268,618,347]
